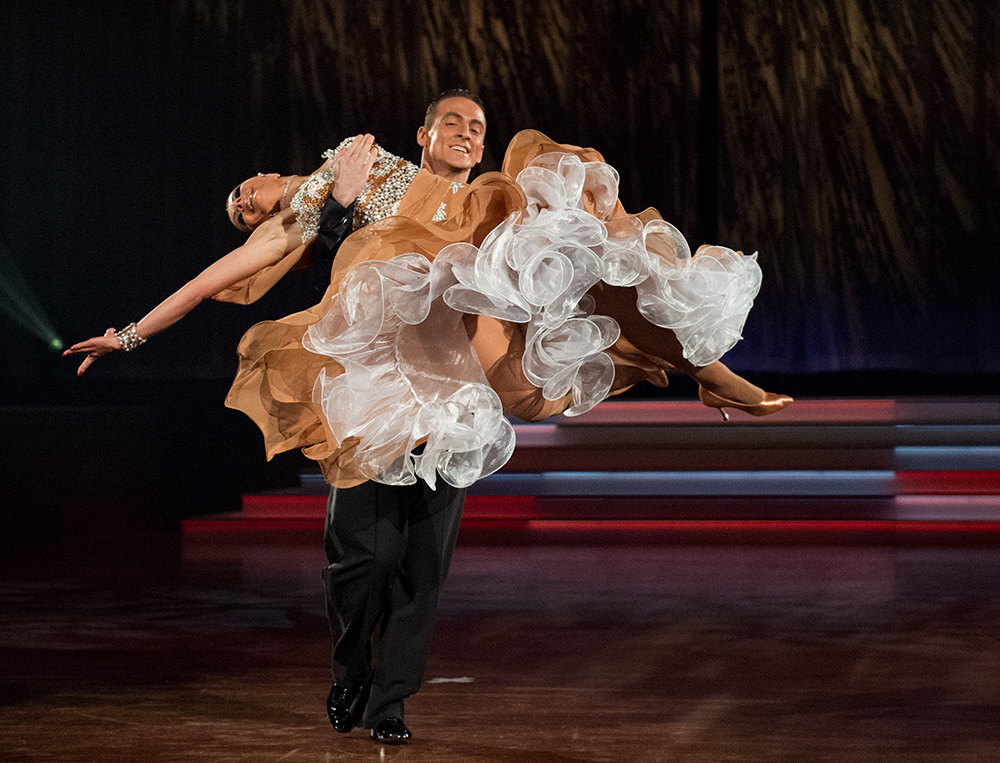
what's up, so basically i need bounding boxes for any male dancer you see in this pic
[313,90,487,745]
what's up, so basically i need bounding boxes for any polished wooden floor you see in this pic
[3,528,1000,762]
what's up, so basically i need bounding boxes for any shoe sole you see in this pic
[371,736,409,745]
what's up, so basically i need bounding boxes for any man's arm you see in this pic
[311,196,355,293]
[308,134,377,292]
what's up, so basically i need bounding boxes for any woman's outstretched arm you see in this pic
[64,211,304,375]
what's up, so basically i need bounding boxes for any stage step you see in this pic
[183,398,1000,539]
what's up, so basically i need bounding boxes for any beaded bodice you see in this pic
[343,140,421,230]
[289,160,336,243]
[290,139,421,242]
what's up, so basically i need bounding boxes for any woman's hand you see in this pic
[63,328,120,376]
[332,134,378,206]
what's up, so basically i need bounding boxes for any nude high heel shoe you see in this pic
[698,387,793,422]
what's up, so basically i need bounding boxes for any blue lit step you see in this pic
[502,425,1000,472]
[300,456,999,497]
[468,471,896,497]
[894,446,1000,469]
[301,470,899,497]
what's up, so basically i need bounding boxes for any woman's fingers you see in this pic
[77,354,97,376]
[62,328,120,376]
[63,328,113,355]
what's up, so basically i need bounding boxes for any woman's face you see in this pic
[226,173,282,231]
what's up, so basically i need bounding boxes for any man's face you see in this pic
[417,97,486,176]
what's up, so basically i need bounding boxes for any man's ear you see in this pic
[416,125,428,147]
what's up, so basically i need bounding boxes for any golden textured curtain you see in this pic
[2,0,997,382]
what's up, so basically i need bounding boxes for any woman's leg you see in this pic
[591,284,769,405]
[467,315,572,421]
[466,288,785,418]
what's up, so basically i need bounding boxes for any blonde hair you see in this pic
[227,183,251,232]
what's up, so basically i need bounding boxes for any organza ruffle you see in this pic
[300,149,761,486]
[226,130,764,490]
[302,254,515,489]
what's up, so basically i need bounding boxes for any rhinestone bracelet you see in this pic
[116,322,146,351]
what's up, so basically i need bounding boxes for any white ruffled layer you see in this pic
[303,254,515,489]
[304,152,762,488]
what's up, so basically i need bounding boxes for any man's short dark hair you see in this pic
[424,89,485,131]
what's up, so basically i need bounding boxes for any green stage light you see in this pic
[1,240,66,351]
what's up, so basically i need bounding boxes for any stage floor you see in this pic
[3,531,1000,761]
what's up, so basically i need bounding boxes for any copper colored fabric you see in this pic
[225,131,708,487]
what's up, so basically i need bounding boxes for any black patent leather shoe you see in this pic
[370,717,411,745]
[326,683,362,733]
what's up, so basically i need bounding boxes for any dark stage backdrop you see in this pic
[2,0,998,394]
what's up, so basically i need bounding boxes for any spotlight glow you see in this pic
[0,240,65,351]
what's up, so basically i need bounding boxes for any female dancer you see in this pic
[66,127,791,490]
[64,133,379,374]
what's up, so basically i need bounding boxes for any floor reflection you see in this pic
[3,534,1000,761]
